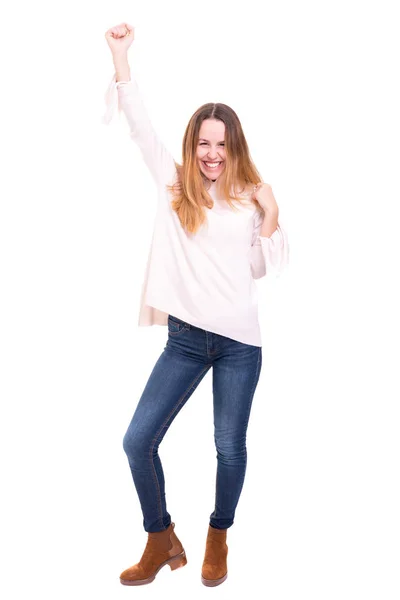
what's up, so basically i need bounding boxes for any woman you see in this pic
[103,22,289,587]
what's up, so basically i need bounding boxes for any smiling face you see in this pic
[196,118,226,180]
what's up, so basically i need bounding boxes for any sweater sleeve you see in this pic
[250,208,289,279]
[102,73,176,186]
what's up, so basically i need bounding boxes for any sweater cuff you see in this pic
[102,74,133,125]
[257,224,289,277]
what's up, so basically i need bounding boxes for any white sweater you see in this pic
[103,73,289,346]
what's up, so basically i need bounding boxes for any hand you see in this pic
[105,23,134,54]
[252,183,279,215]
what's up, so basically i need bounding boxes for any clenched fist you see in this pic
[105,23,134,54]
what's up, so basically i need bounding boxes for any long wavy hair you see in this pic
[167,102,263,234]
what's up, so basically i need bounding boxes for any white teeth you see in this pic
[205,162,221,168]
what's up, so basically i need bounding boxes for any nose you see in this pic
[207,148,219,159]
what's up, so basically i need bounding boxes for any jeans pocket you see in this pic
[168,315,188,336]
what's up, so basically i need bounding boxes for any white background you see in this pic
[1,1,399,598]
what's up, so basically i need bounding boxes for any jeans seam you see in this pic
[149,363,211,529]
[211,346,262,528]
[236,346,262,487]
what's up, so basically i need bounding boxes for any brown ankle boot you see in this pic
[201,525,228,587]
[120,522,187,586]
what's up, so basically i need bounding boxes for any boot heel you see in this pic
[169,551,187,571]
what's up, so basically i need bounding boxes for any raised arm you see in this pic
[103,24,176,186]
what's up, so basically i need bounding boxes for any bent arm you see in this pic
[250,209,289,279]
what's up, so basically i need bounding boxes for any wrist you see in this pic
[261,206,278,217]
[112,51,129,68]
[112,49,129,58]
[260,211,279,238]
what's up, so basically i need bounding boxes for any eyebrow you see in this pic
[199,138,225,143]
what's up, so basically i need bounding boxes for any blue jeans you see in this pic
[122,314,262,532]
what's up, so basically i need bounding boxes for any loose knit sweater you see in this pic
[102,73,289,346]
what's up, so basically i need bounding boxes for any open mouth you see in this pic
[203,161,223,170]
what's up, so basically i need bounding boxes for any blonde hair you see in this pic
[167,102,263,234]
